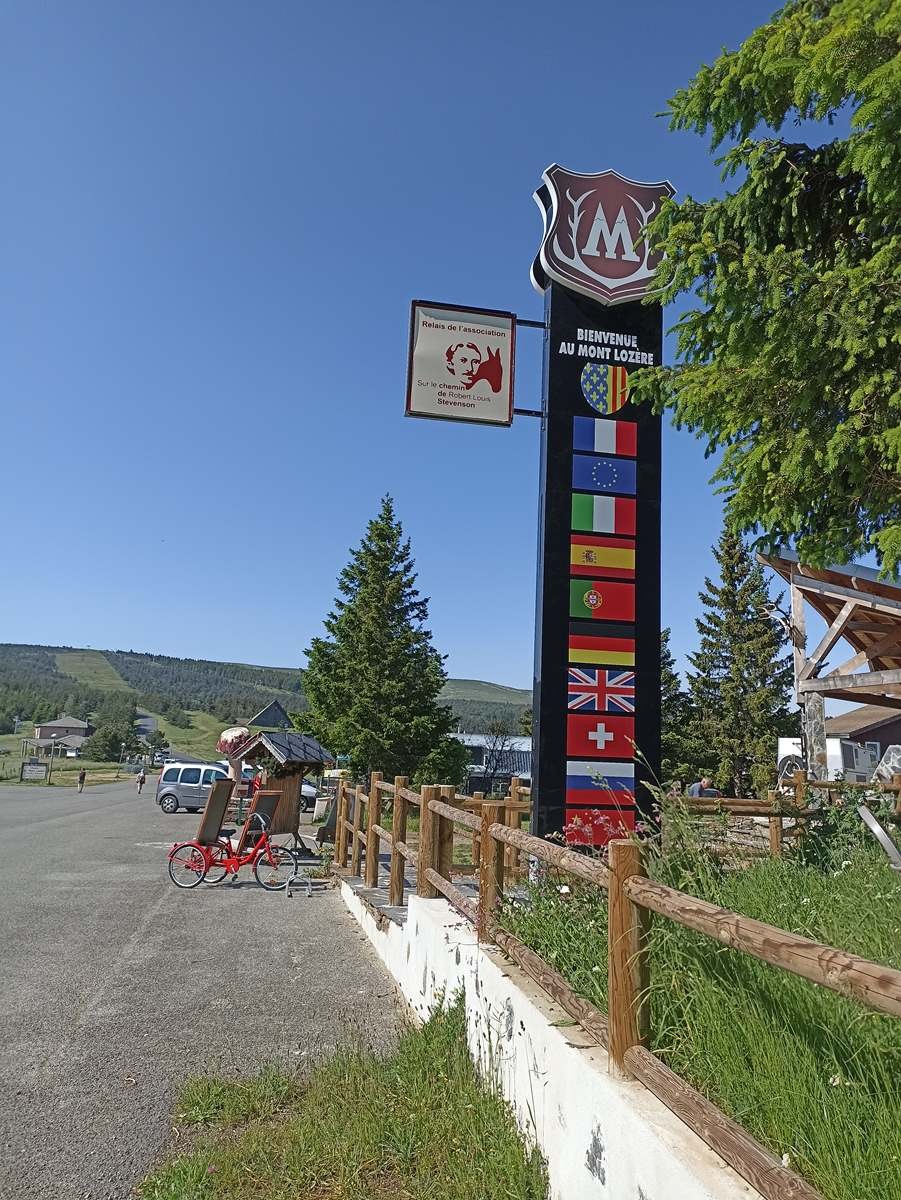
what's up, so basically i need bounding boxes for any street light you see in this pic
[116,741,126,779]
[47,734,58,783]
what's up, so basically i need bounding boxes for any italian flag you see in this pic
[571,493,636,535]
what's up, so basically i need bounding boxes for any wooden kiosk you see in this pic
[236,729,333,844]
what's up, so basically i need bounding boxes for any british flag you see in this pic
[567,668,635,714]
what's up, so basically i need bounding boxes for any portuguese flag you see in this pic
[569,579,635,622]
[571,493,636,536]
[570,534,635,579]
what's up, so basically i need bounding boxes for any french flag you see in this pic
[573,416,637,457]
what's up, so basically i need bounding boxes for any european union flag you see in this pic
[572,454,636,495]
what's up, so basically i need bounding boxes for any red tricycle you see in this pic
[167,782,297,891]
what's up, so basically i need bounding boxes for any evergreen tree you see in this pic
[685,527,795,796]
[301,496,459,781]
[660,628,696,787]
[632,0,901,571]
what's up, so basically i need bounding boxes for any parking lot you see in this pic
[0,779,401,1199]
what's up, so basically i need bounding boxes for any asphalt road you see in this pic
[0,780,402,1199]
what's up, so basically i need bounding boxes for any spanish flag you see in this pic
[570,535,635,579]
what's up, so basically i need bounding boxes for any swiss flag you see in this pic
[566,713,635,759]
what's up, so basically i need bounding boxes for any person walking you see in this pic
[77,767,86,793]
[136,766,146,794]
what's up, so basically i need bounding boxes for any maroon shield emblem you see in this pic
[531,165,676,306]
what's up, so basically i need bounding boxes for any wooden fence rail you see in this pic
[332,769,901,1200]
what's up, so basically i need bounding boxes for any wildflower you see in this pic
[557,885,571,895]
[781,1154,791,1168]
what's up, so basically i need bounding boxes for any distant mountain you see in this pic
[0,643,530,734]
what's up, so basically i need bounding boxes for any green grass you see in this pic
[154,710,226,761]
[502,839,901,1200]
[54,649,133,690]
[139,998,547,1200]
[439,678,531,703]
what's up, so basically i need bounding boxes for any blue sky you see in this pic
[2,1,792,687]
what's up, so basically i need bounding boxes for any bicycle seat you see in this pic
[219,827,236,839]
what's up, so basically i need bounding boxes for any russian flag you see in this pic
[565,759,634,806]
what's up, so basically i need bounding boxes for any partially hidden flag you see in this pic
[572,454,636,495]
[570,579,635,622]
[573,416,636,457]
[566,759,635,805]
[567,713,635,759]
[580,363,629,415]
[565,806,636,846]
[567,667,635,713]
[568,634,635,667]
[570,534,635,579]
[571,493,636,536]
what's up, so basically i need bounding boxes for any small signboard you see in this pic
[406,301,515,426]
[21,762,48,782]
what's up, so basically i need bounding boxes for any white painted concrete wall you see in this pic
[341,881,761,1200]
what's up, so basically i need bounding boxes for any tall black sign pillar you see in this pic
[531,166,673,845]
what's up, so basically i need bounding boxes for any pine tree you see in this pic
[301,496,460,781]
[685,527,795,797]
[660,628,696,787]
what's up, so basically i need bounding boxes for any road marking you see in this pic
[135,841,172,847]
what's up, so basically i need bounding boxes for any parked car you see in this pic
[155,761,229,814]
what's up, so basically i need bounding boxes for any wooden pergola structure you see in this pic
[761,552,901,778]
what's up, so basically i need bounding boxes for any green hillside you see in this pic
[0,643,530,738]
[54,650,134,691]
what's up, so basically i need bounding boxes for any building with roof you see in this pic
[33,715,93,740]
[824,705,901,759]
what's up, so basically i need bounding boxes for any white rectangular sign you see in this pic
[21,762,48,781]
[406,301,515,426]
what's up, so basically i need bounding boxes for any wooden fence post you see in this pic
[608,839,650,1077]
[350,784,364,877]
[335,780,348,868]
[389,775,408,907]
[437,783,457,882]
[364,771,382,887]
[478,801,504,941]
[505,777,521,879]
[471,790,484,869]
[417,785,439,898]
[766,789,783,859]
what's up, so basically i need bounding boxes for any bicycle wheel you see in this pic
[253,844,297,891]
[203,843,229,884]
[168,843,207,889]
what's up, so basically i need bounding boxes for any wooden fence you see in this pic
[333,773,531,905]
[333,772,901,1200]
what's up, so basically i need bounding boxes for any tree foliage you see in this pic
[300,496,459,781]
[686,526,796,796]
[660,628,697,785]
[633,0,901,570]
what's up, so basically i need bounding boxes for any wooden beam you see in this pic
[416,785,439,898]
[816,690,901,711]
[826,626,901,676]
[388,775,408,907]
[792,575,901,617]
[364,771,382,888]
[800,667,901,693]
[623,1047,823,1200]
[798,601,856,680]
[623,876,901,1017]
